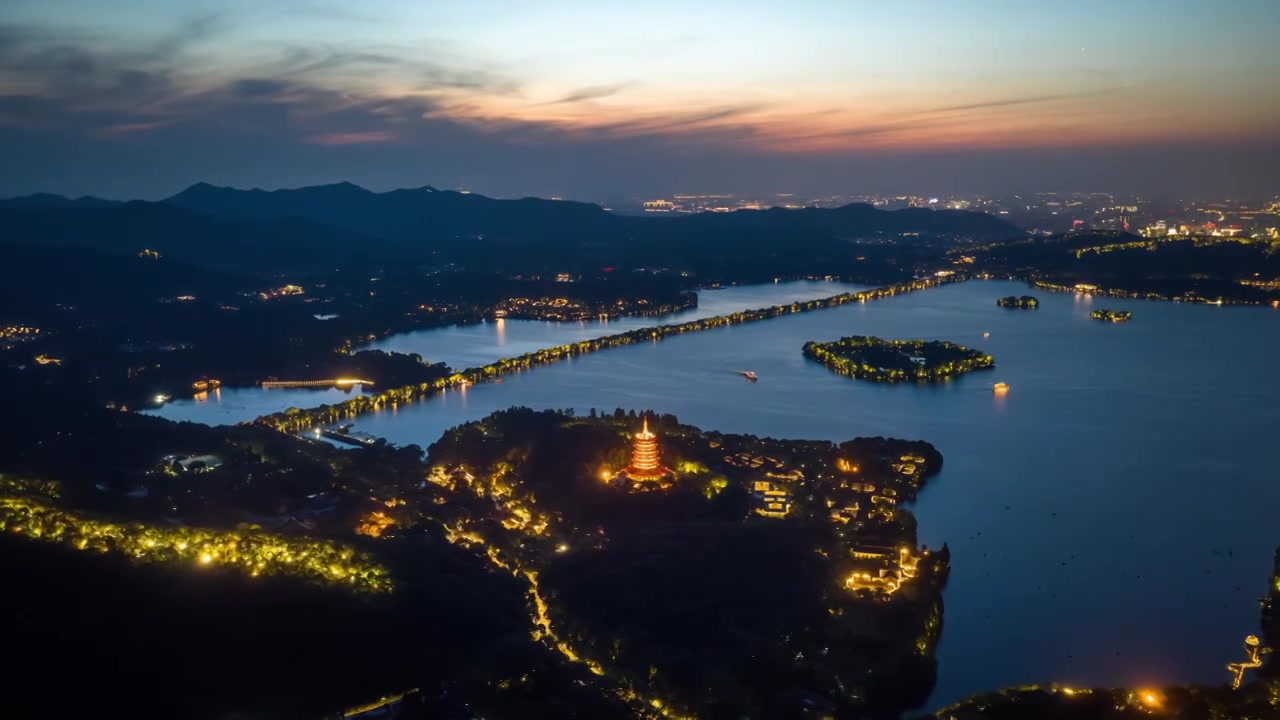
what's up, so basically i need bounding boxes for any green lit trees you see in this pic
[1089,309,1132,322]
[803,336,994,384]
[996,295,1039,309]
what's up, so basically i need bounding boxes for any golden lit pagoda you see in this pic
[623,416,671,480]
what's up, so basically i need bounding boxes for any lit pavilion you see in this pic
[622,416,672,481]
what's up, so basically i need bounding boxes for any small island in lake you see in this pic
[803,335,994,383]
[996,295,1039,309]
[1090,309,1132,322]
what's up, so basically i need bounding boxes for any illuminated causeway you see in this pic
[256,275,960,433]
[261,378,374,388]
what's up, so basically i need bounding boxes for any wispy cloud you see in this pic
[585,104,770,136]
[0,9,1266,193]
[545,84,625,105]
[271,46,520,95]
[919,88,1119,115]
[95,120,171,137]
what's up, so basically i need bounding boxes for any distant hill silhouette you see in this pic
[164,182,627,243]
[3,182,1022,279]
[165,181,1020,243]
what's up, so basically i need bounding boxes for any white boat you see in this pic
[737,370,758,381]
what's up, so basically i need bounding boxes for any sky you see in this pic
[2,0,1279,200]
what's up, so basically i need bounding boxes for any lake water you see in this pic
[150,280,868,424]
[362,279,872,369]
[150,279,1280,710]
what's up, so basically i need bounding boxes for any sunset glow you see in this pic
[1,0,1278,196]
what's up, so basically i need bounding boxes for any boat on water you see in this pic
[983,331,990,338]
[992,382,1009,393]
[737,370,758,381]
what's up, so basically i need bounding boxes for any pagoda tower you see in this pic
[624,416,671,480]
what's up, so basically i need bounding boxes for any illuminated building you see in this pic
[844,544,926,596]
[642,199,677,212]
[622,417,671,481]
[1227,635,1271,689]
[752,480,792,517]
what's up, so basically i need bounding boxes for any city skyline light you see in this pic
[2,0,1279,198]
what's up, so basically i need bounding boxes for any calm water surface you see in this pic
[362,279,871,369]
[150,280,866,424]
[153,280,1280,709]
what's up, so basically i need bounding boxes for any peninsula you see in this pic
[957,232,1280,307]
[423,407,950,718]
[803,335,994,383]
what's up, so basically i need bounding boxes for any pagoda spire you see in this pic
[624,415,669,481]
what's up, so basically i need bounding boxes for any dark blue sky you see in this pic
[2,0,1279,199]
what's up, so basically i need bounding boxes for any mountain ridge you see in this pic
[0,193,122,209]
[160,180,1021,242]
[4,182,1024,280]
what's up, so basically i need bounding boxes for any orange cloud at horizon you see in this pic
[420,81,1278,155]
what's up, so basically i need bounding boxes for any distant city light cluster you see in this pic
[258,284,305,300]
[620,191,1280,240]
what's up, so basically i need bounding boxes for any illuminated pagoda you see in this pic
[622,416,672,481]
